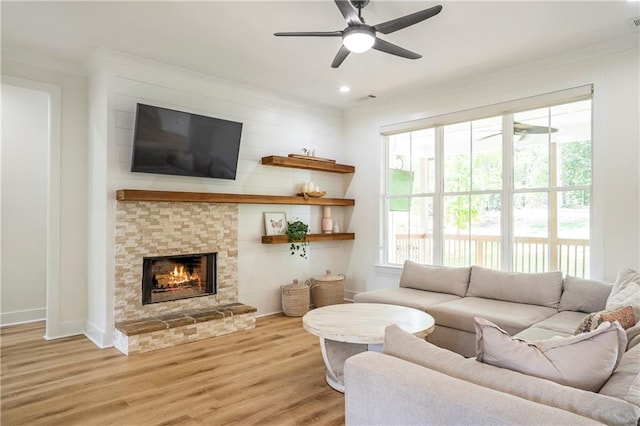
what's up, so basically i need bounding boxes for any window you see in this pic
[383,89,592,277]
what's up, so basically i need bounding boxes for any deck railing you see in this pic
[394,234,589,277]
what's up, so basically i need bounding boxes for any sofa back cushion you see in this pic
[599,343,640,407]
[558,275,612,313]
[383,324,640,425]
[399,260,470,297]
[466,266,563,308]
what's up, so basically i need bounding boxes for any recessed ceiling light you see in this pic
[339,86,350,93]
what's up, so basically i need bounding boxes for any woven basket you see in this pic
[309,270,345,307]
[281,279,310,317]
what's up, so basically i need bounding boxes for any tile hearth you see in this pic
[113,303,257,355]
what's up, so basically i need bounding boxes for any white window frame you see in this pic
[380,85,594,273]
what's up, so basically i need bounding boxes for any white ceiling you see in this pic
[2,1,639,110]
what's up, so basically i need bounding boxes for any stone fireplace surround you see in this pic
[112,200,256,355]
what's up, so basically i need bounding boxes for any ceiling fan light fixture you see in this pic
[342,26,375,53]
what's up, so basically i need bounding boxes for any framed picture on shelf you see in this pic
[264,212,287,236]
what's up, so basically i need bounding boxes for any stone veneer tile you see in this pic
[161,316,196,329]
[190,310,226,322]
[223,302,258,316]
[117,319,167,336]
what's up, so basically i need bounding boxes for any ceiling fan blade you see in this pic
[274,31,343,37]
[372,38,421,59]
[374,5,443,34]
[334,0,362,26]
[331,45,351,68]
[514,122,558,134]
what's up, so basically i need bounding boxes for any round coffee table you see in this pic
[303,303,435,392]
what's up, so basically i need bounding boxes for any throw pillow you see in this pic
[610,268,640,297]
[575,305,636,334]
[607,281,640,319]
[606,268,640,318]
[474,317,627,392]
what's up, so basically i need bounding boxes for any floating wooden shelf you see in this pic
[261,155,355,174]
[261,233,355,244]
[116,190,355,206]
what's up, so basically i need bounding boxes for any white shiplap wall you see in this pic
[101,50,353,320]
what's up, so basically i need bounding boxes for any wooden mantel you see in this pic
[116,189,355,206]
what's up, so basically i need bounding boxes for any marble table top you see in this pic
[303,303,435,344]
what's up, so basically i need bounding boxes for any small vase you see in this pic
[322,207,333,234]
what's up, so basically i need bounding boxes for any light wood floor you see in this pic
[1,314,345,425]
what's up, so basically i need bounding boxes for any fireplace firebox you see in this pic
[142,253,216,304]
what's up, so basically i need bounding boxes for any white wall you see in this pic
[1,59,88,337]
[1,84,48,325]
[343,35,640,296]
[86,49,353,346]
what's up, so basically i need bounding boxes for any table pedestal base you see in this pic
[319,338,371,392]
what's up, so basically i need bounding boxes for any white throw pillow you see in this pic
[610,268,640,295]
[607,281,640,319]
[474,317,627,392]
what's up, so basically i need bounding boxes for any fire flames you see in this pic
[155,264,200,289]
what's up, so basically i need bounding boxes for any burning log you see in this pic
[155,274,200,288]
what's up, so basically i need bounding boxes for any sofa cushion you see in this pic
[599,343,640,407]
[474,317,627,392]
[575,306,636,333]
[529,311,589,334]
[467,266,563,308]
[427,297,556,335]
[514,326,573,341]
[514,311,587,341]
[399,260,471,297]
[353,287,460,311]
[558,275,612,313]
[627,321,640,350]
[383,324,640,425]
[607,281,640,320]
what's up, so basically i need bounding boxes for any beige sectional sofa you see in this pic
[347,262,640,425]
[354,261,618,357]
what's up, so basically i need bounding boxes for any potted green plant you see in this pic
[286,219,309,258]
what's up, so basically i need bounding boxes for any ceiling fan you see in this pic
[274,0,443,68]
[481,123,559,140]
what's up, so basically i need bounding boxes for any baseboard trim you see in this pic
[344,289,357,302]
[44,320,86,340]
[84,321,113,349]
[0,308,46,327]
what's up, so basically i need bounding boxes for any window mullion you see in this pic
[433,126,444,265]
[380,136,390,265]
[501,114,514,271]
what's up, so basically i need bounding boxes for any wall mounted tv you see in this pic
[131,103,243,180]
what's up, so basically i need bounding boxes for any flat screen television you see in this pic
[131,103,243,180]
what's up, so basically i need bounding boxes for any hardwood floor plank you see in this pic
[1,315,345,425]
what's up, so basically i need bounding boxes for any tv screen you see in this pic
[131,103,243,180]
